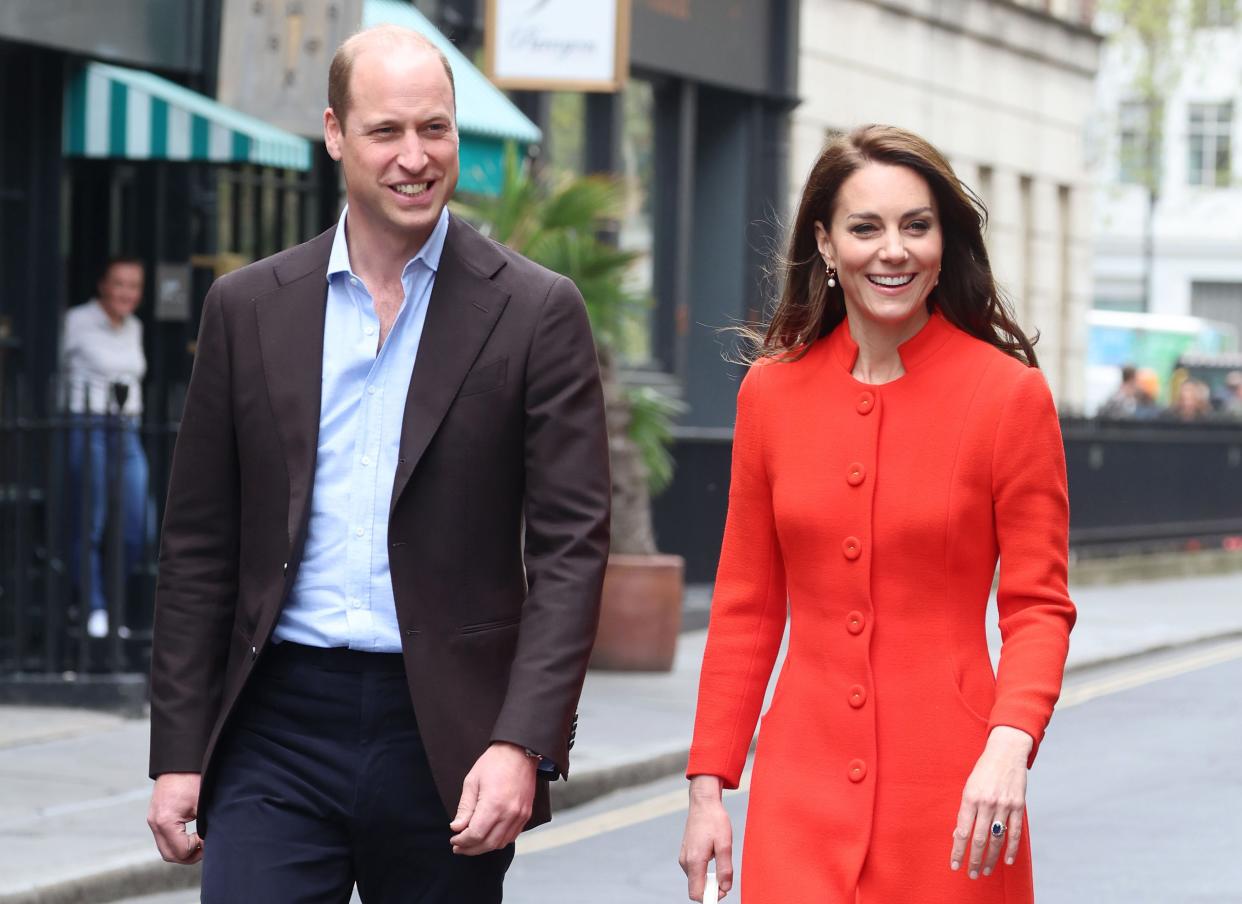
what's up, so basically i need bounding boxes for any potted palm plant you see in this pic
[455,146,685,671]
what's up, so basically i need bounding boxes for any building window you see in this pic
[1118,100,1153,185]
[1187,103,1232,187]
[1193,0,1237,27]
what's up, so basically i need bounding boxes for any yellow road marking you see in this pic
[518,638,1242,855]
[517,771,752,856]
[1057,638,1242,709]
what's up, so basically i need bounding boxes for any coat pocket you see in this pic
[459,614,522,635]
[947,657,993,727]
[458,357,507,398]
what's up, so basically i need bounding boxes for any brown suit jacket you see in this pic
[148,214,611,833]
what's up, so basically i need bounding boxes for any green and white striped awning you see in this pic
[64,62,312,171]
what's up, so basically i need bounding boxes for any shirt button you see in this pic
[355,527,365,537]
[846,463,866,487]
[364,326,375,336]
[848,685,867,708]
[361,455,371,466]
[350,277,359,286]
[856,392,875,415]
[846,611,865,635]
[350,597,362,609]
[367,386,377,395]
[842,536,861,560]
[848,759,867,782]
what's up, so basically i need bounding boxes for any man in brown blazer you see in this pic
[145,24,610,902]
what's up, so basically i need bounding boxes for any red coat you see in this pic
[688,312,1076,903]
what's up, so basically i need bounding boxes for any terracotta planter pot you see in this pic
[589,553,685,672]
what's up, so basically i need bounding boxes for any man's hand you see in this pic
[147,772,204,864]
[449,742,538,855]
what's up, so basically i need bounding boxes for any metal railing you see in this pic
[654,417,1242,583]
[0,378,181,680]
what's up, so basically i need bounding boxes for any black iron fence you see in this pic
[4,390,1240,678]
[0,379,182,688]
[654,418,1242,583]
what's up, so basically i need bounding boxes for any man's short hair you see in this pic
[100,256,144,281]
[328,25,456,127]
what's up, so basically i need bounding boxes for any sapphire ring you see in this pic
[990,820,1006,838]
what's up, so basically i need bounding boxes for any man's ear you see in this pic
[324,107,344,162]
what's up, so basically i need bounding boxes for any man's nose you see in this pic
[397,133,428,171]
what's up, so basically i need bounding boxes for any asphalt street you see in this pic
[115,637,1242,904]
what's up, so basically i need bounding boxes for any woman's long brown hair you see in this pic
[747,125,1037,366]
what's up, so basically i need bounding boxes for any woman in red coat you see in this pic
[679,125,1076,903]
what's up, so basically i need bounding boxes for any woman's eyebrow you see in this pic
[845,206,934,220]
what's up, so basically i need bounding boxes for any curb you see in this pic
[0,858,200,904]
[1068,548,1242,587]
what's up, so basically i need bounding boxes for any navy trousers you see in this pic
[201,642,513,903]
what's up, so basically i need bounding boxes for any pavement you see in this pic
[1,565,1241,904]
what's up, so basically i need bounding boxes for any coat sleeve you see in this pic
[686,364,787,789]
[988,365,1077,766]
[488,275,611,777]
[149,281,241,778]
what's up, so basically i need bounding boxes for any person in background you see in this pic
[60,256,151,639]
[1133,368,1162,418]
[1098,364,1142,418]
[1168,378,1212,422]
[1223,371,1242,416]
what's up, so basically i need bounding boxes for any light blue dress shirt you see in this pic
[274,205,450,652]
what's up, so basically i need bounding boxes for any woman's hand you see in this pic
[950,726,1033,879]
[679,775,734,901]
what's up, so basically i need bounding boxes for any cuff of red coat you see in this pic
[987,712,1046,768]
[685,751,744,790]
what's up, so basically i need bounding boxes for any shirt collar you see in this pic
[327,205,451,281]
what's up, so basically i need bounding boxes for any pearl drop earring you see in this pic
[826,266,838,289]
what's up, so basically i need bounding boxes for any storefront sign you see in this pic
[485,0,630,92]
[216,0,363,138]
[154,263,192,322]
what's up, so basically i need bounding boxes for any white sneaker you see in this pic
[87,610,109,638]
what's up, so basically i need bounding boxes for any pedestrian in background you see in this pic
[1098,363,1147,418]
[1167,377,1212,422]
[60,256,151,639]
[146,24,609,903]
[1222,370,1242,416]
[679,125,1076,902]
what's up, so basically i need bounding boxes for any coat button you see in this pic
[848,685,867,708]
[846,463,865,486]
[846,611,865,635]
[848,758,867,782]
[856,392,875,415]
[842,536,861,560]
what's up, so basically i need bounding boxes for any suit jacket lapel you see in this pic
[254,227,334,554]
[390,216,510,514]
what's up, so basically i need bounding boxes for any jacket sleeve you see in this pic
[488,275,611,777]
[148,282,241,778]
[686,364,787,789]
[988,365,1077,766]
